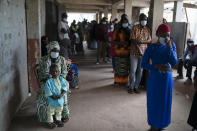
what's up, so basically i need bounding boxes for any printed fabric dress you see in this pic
[113,28,130,85]
[36,55,70,122]
[67,64,79,88]
[45,76,68,109]
[141,42,177,128]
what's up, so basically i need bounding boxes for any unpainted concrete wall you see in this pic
[168,22,187,58]
[41,0,46,36]
[0,0,28,131]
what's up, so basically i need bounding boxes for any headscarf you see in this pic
[156,24,171,35]
[47,41,60,54]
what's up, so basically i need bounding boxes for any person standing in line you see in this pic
[141,24,177,131]
[95,17,108,64]
[58,13,70,41]
[113,14,130,86]
[128,13,151,94]
[107,24,115,72]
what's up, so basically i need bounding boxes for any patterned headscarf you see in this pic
[47,41,60,54]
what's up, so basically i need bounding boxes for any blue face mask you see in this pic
[122,23,128,28]
[159,37,166,44]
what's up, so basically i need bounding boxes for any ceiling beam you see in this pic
[65,4,104,10]
[57,0,112,6]
[183,3,197,9]
[66,9,99,13]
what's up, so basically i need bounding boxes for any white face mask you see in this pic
[140,20,147,26]
[159,37,166,44]
[188,42,194,47]
[51,52,59,59]
[63,18,67,22]
[122,23,128,28]
[111,25,114,32]
[102,22,107,25]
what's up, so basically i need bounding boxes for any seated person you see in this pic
[41,36,49,56]
[67,64,79,89]
[45,64,69,129]
[176,39,197,84]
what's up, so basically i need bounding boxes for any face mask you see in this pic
[111,25,114,32]
[140,20,147,26]
[188,42,194,47]
[122,23,128,28]
[102,22,106,25]
[51,52,59,59]
[159,37,166,44]
[63,18,67,22]
[115,21,118,24]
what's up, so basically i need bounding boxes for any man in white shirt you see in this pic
[58,13,70,41]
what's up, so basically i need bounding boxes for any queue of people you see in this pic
[94,13,197,131]
[37,12,197,131]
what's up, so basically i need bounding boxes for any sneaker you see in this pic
[128,88,134,94]
[55,120,64,127]
[184,78,193,85]
[134,88,140,94]
[47,122,56,129]
[75,86,79,89]
[176,75,184,79]
[61,117,69,123]
[96,62,100,65]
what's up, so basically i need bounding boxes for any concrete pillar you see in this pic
[99,11,102,23]
[104,8,108,19]
[149,0,164,40]
[26,0,42,91]
[173,1,183,22]
[45,1,58,41]
[40,0,46,36]
[58,4,67,22]
[96,13,99,23]
[124,0,132,23]
[132,7,141,24]
[112,4,118,20]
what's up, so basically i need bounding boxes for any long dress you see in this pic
[113,28,130,85]
[141,42,177,128]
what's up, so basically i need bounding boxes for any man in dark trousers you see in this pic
[95,17,108,64]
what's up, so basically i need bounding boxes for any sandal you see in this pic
[62,117,69,123]
[47,122,56,129]
[55,120,64,127]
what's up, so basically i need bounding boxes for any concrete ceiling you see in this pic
[57,0,197,13]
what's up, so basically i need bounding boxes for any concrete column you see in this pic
[112,4,118,20]
[99,11,102,23]
[132,7,141,24]
[26,0,42,91]
[149,0,164,40]
[104,8,108,19]
[58,4,67,22]
[96,13,99,23]
[40,0,46,36]
[173,1,183,22]
[124,0,132,23]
